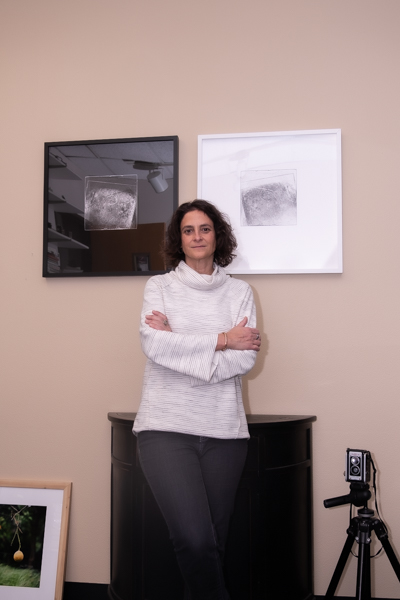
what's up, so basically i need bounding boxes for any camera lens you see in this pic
[351,456,360,466]
[351,466,360,475]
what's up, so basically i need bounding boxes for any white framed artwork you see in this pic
[0,481,71,600]
[198,129,342,274]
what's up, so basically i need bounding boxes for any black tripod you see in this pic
[324,483,400,599]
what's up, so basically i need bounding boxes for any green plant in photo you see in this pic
[0,563,40,587]
[0,504,46,588]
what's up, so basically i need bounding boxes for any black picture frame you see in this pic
[43,135,179,277]
[132,252,151,272]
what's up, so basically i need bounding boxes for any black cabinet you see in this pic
[108,413,316,600]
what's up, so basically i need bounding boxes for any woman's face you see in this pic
[180,209,216,272]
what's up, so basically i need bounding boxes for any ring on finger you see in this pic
[255,334,260,340]
[163,319,168,326]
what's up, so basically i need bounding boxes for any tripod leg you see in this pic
[355,539,371,600]
[373,519,400,583]
[325,527,356,599]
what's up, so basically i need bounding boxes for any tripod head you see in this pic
[323,482,371,509]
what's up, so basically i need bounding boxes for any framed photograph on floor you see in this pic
[198,129,342,274]
[0,481,72,600]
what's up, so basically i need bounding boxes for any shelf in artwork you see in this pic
[48,190,83,215]
[47,228,89,250]
[49,153,67,168]
[48,151,82,181]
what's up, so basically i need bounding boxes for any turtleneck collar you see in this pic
[174,260,228,290]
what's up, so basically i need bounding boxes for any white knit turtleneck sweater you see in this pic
[133,261,258,439]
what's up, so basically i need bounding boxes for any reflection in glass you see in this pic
[43,136,178,277]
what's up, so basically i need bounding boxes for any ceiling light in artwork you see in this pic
[147,170,168,193]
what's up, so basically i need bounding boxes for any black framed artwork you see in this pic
[43,135,178,277]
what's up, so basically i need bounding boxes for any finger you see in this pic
[146,315,159,322]
[152,310,166,319]
[237,317,248,327]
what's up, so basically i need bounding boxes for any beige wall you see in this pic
[1,0,400,596]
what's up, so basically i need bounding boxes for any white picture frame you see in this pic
[198,129,342,274]
[0,481,72,600]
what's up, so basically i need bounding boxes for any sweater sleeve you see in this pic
[189,284,258,387]
[140,277,219,382]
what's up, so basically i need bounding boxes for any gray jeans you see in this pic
[138,430,248,600]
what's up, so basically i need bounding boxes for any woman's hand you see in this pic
[224,317,261,352]
[145,310,172,332]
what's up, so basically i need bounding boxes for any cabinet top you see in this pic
[108,412,316,427]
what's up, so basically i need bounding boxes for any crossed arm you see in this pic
[145,311,261,352]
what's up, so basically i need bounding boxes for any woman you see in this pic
[133,200,261,600]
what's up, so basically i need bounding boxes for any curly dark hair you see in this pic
[163,199,237,268]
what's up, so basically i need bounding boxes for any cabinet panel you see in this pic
[108,414,316,600]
